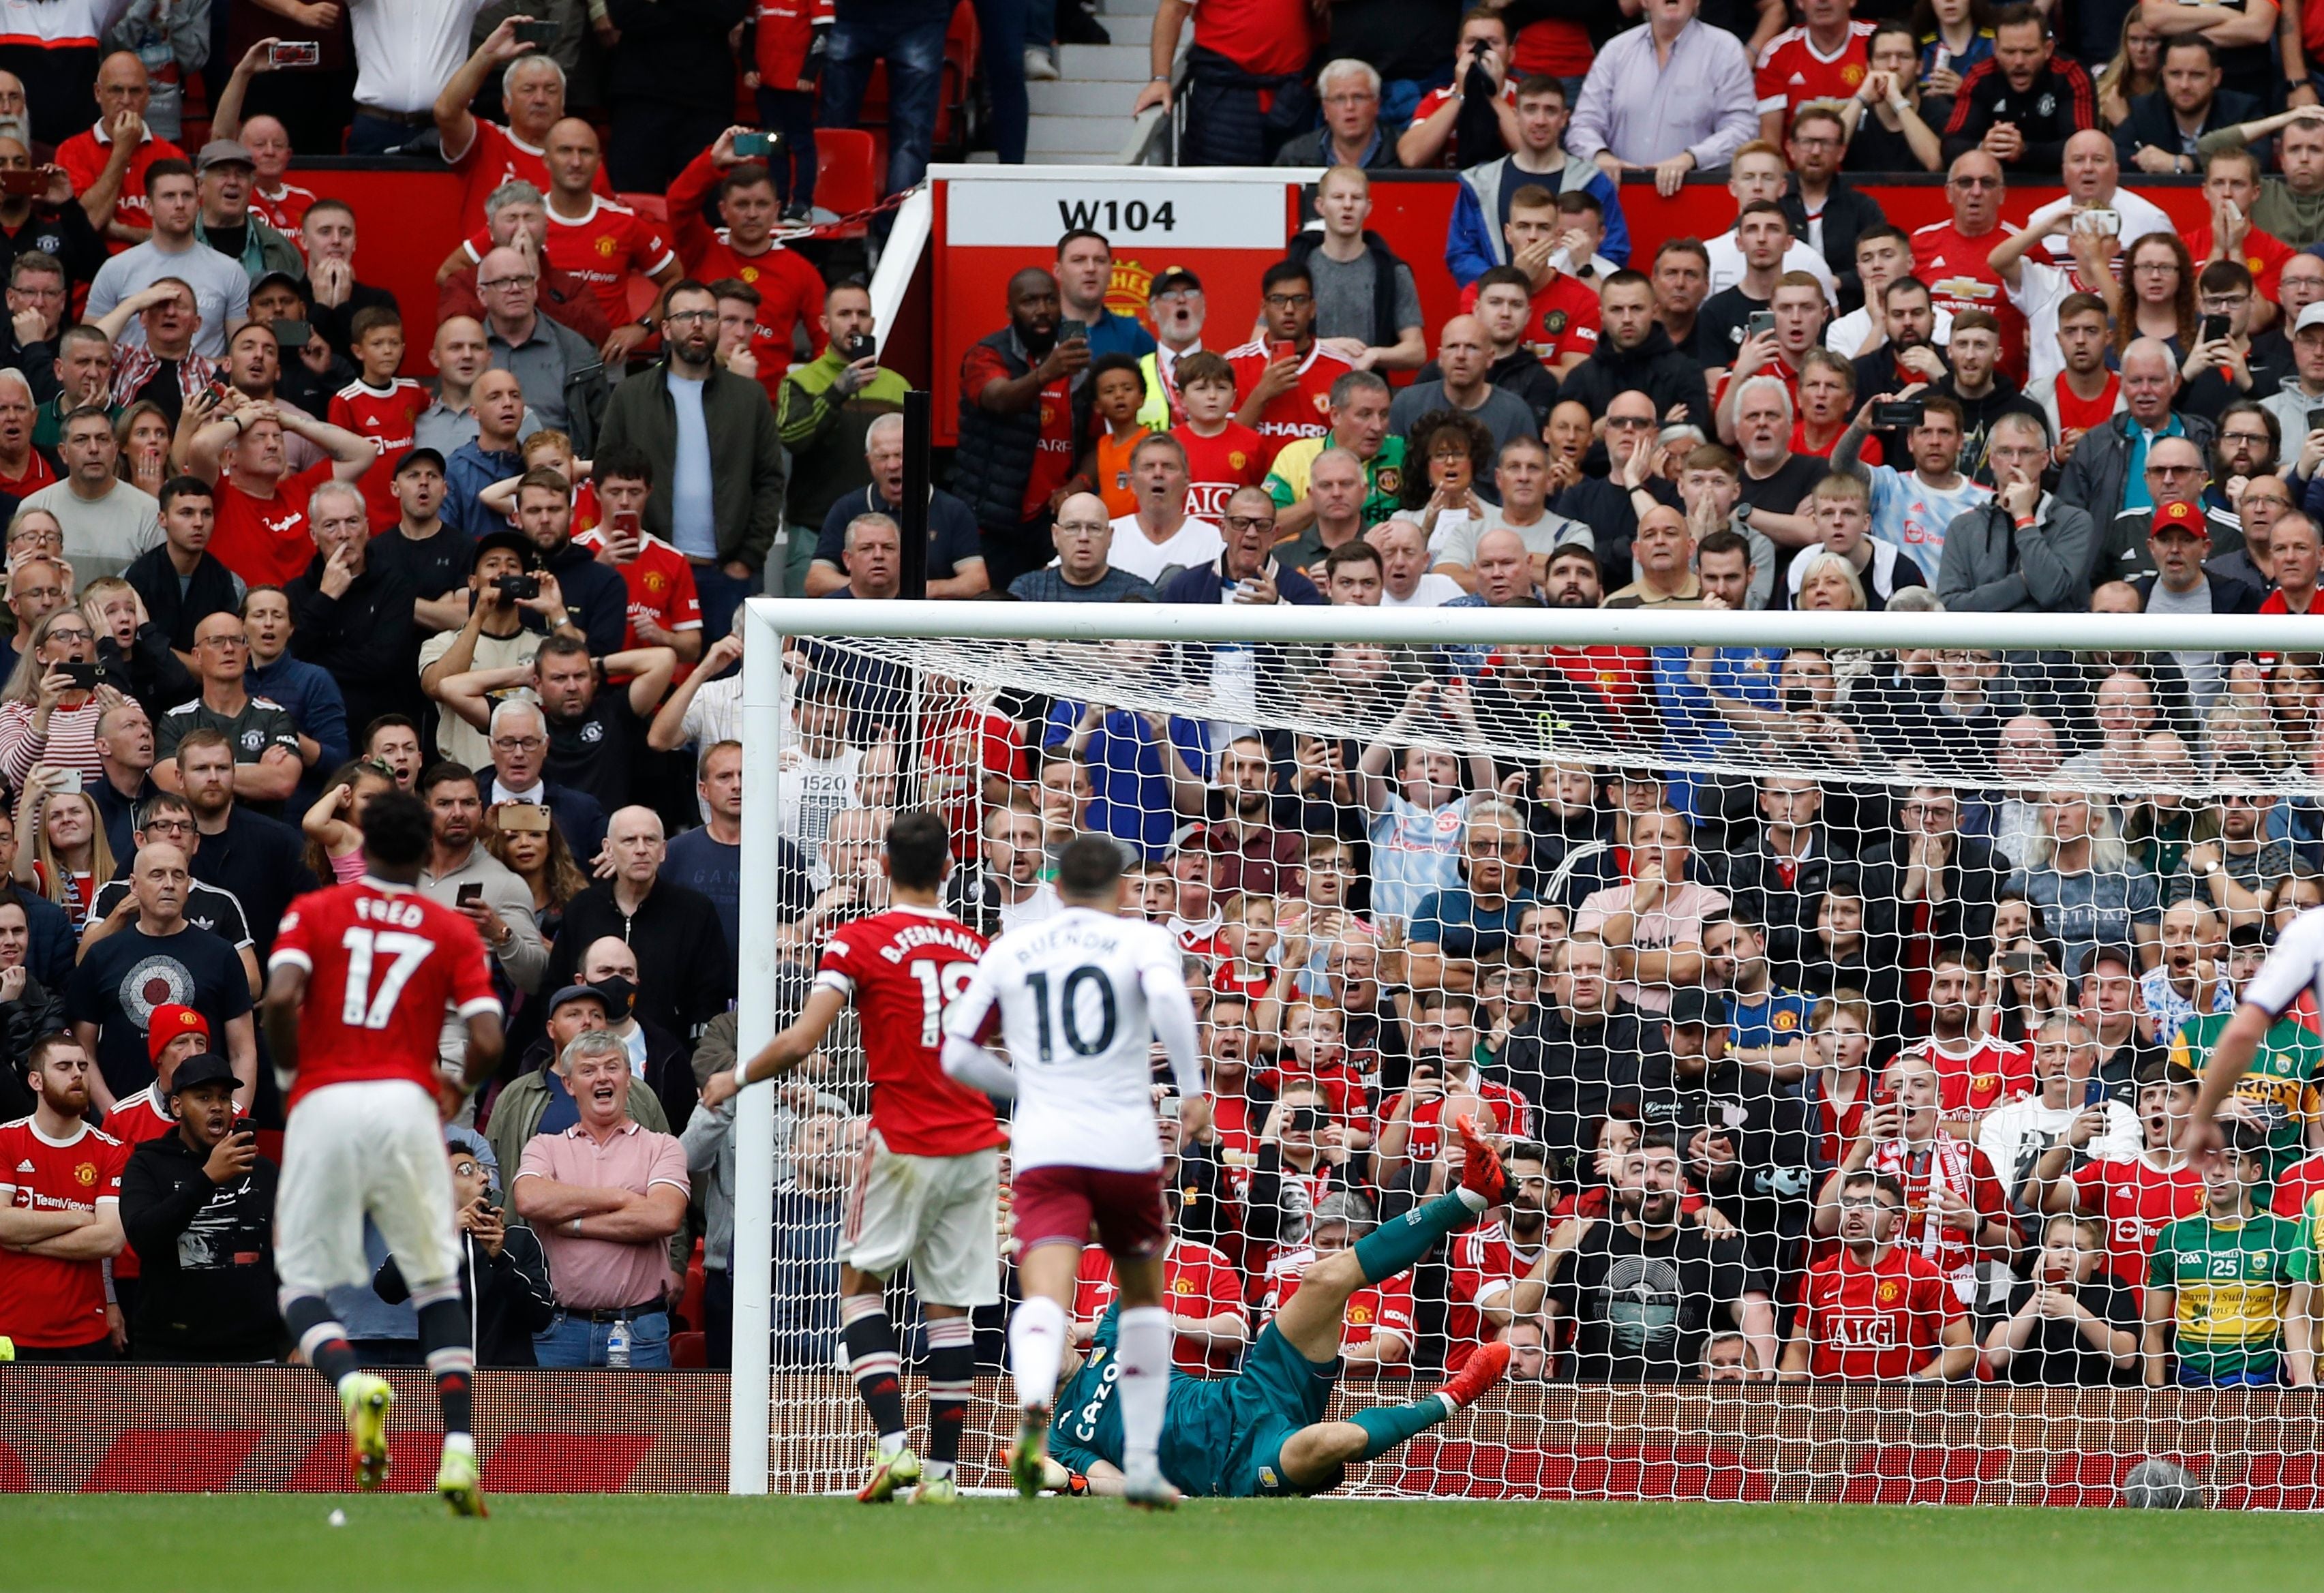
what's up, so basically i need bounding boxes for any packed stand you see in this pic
[0,0,2321,1407]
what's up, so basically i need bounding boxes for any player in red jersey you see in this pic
[445,119,680,366]
[433,17,614,226]
[701,809,1001,1505]
[665,127,829,398]
[1783,1167,1974,1380]
[2049,1061,2205,1294]
[0,1033,127,1356]
[259,791,503,1516]
[1228,260,1356,468]
[328,308,431,532]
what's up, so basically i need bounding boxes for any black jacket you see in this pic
[1553,323,1713,435]
[1496,1003,1672,1182]
[543,879,735,1046]
[2112,87,2261,169]
[121,544,237,656]
[119,1131,288,1360]
[2130,570,2266,615]
[376,1223,556,1368]
[952,324,1089,538]
[1636,1056,1817,1280]
[470,764,606,864]
[1713,823,1852,971]
[93,609,201,722]
[287,553,421,736]
[1941,55,2098,170]
[2057,411,2218,536]
[1780,175,1885,309]
[1858,832,2004,950]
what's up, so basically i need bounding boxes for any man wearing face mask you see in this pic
[569,935,698,1150]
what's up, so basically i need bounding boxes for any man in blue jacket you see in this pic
[1445,76,1627,286]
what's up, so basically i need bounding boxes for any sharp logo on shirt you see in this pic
[260,509,304,536]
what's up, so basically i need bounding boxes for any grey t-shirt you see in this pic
[2141,575,2221,710]
[85,240,252,360]
[20,479,161,583]
[1306,247,1423,351]
[1387,380,1541,457]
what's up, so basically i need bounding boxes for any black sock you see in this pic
[416,1298,476,1438]
[924,1329,977,1468]
[841,1306,908,1441]
[280,1294,362,1389]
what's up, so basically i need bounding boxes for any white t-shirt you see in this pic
[2006,258,2102,390]
[1106,513,1223,583]
[946,907,1186,1172]
[2243,905,2324,1022]
[1705,230,1838,303]
[1977,1092,2140,1209]
[998,881,1063,935]
[1428,507,1591,568]
[778,747,862,884]
[1380,573,1467,609]
[1826,302,1954,358]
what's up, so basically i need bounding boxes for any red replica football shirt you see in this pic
[813,907,1003,1158]
[1443,1221,1543,1371]
[1865,1136,2010,1293]
[1185,0,1314,78]
[1801,1243,1959,1378]
[1374,1082,1531,1170]
[209,459,338,588]
[1225,339,1356,468]
[267,879,501,1110]
[920,700,1028,859]
[1258,1244,1413,1349]
[666,149,828,398]
[0,451,57,499]
[463,196,676,328]
[2272,1151,2324,1220]
[100,1085,174,1283]
[55,125,187,246]
[1912,219,2030,381]
[1457,271,1601,367]
[1171,421,1269,521]
[443,119,614,225]
[0,1117,127,1346]
[1076,1238,1249,1373]
[2052,373,2122,438]
[1753,22,1877,130]
[572,528,705,653]
[1911,1034,2034,1116]
[329,378,429,532]
[2186,223,2295,303]
[248,180,318,237]
[2074,1153,2205,1294]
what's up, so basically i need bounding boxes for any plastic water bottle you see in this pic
[605,1316,631,1369]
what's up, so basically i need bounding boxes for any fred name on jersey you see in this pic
[352,894,428,931]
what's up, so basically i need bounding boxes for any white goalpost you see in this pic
[730,595,2324,1504]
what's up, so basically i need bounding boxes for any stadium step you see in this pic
[1026,3,1175,165]
[1028,78,1140,117]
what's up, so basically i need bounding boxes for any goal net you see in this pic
[729,598,2324,1508]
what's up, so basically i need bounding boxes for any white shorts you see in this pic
[275,1078,459,1296]
[841,1134,1000,1308]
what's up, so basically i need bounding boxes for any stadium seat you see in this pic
[669,1331,708,1369]
[939,0,979,157]
[814,130,877,224]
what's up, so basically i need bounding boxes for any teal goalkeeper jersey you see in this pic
[1048,1310,1233,1496]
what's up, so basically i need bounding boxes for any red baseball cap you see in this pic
[2149,500,2206,540]
[147,1003,209,1062]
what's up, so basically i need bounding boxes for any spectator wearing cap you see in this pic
[187,140,301,286]
[365,449,474,641]
[116,1050,284,1361]
[2085,432,2213,586]
[1140,267,1208,429]
[1008,492,1157,603]
[541,806,734,1048]
[224,288,340,431]
[415,538,574,762]
[806,414,986,599]
[2134,496,2264,618]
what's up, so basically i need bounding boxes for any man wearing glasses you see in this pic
[2057,338,2213,532]
[1910,152,2027,382]
[1227,260,1355,470]
[474,245,607,448]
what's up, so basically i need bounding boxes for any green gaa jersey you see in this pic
[2147,1213,2310,1380]
[2172,1012,2324,1179]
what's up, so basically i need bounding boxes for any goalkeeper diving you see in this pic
[1039,1114,1513,1499]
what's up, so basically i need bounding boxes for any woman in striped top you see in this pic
[0,607,123,792]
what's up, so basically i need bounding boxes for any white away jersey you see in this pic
[945,907,1181,1174]
[2242,906,2324,1021]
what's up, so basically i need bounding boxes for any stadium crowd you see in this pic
[4,0,2324,1405]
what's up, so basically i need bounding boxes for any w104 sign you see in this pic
[930,169,1299,446]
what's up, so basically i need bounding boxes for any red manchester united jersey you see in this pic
[1259,1244,1413,1350]
[572,528,705,654]
[2074,1153,2205,1294]
[267,879,501,1110]
[1225,339,1355,468]
[100,1085,175,1282]
[1865,1135,2010,1296]
[0,1117,126,1346]
[1753,21,1876,130]
[1912,219,2030,381]
[1076,1238,1248,1373]
[1909,1034,2034,1116]
[1171,421,1269,521]
[443,119,614,225]
[329,378,430,532]
[249,180,318,237]
[1801,1243,1959,1379]
[463,196,676,327]
[1444,1220,1542,1370]
[814,907,1004,1158]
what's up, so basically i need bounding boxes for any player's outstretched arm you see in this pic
[2188,1001,2275,1157]
[939,1032,1018,1099]
[703,986,845,1110]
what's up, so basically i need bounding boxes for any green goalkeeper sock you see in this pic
[1350,1189,1481,1286]
[1350,1393,1457,1461]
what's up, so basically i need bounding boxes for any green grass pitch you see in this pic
[5,1494,2315,1592]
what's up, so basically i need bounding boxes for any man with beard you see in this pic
[1556,270,1712,434]
[1199,735,1303,901]
[0,1033,127,1357]
[1515,1129,1775,1380]
[168,727,315,965]
[1784,1167,1974,1380]
[1927,311,2046,482]
[1497,935,1672,1178]
[953,267,1087,590]
[1646,988,1818,1294]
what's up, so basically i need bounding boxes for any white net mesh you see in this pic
[748,606,2324,1506]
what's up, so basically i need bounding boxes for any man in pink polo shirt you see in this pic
[511,1024,689,1367]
